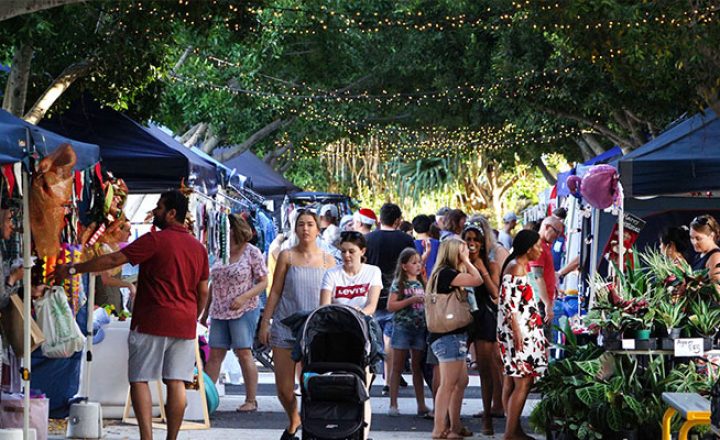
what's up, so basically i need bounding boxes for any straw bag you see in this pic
[424,273,473,333]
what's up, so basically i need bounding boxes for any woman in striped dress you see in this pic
[259,209,335,440]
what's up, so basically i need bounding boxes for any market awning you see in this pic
[217,148,301,196]
[619,109,720,197]
[0,109,100,169]
[40,98,218,193]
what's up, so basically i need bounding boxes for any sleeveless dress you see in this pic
[269,252,330,349]
[497,274,547,378]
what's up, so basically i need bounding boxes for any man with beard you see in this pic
[55,190,209,440]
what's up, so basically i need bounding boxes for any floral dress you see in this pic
[497,274,548,378]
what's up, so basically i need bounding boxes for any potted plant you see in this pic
[655,297,687,349]
[688,300,720,350]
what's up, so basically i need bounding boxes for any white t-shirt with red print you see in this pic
[321,263,383,309]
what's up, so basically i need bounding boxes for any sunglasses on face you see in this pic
[547,224,562,235]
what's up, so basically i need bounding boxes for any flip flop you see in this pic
[457,426,473,437]
[472,410,504,418]
[417,409,434,419]
[237,400,258,413]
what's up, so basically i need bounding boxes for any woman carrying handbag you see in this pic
[425,238,482,439]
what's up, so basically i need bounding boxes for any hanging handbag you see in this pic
[424,272,473,333]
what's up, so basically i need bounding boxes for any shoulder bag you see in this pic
[424,272,473,333]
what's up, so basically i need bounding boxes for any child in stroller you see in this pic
[299,304,382,440]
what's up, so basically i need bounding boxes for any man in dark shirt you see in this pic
[365,203,415,393]
[55,190,209,440]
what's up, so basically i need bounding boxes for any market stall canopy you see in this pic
[0,109,100,169]
[40,98,218,193]
[619,109,720,197]
[216,148,301,196]
[144,124,248,190]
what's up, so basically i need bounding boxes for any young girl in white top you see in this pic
[320,231,382,315]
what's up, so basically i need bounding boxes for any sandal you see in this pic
[417,409,434,419]
[472,410,504,418]
[237,400,258,413]
[457,426,473,437]
[280,429,299,440]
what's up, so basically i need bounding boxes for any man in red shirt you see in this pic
[55,190,209,440]
[529,215,564,326]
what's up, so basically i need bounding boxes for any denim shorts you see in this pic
[209,308,260,350]
[391,325,427,351]
[430,333,468,363]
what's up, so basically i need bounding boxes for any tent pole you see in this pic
[84,274,96,396]
[617,183,625,287]
[22,168,32,440]
[588,208,600,309]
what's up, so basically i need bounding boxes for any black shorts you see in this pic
[468,303,497,343]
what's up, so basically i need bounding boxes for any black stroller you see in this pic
[299,305,379,440]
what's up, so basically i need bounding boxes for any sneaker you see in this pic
[381,385,389,396]
[388,406,400,417]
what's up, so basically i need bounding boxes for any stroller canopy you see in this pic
[300,305,381,368]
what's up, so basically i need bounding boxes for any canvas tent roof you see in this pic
[40,98,218,193]
[619,109,720,197]
[218,148,300,196]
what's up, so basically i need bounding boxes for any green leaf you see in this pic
[575,383,608,407]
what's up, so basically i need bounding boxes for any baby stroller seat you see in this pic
[300,305,375,440]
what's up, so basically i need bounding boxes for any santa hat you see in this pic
[353,208,377,226]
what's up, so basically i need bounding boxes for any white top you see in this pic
[498,230,513,249]
[321,263,383,309]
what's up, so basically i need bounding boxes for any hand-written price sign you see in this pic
[674,338,704,357]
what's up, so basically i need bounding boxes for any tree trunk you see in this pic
[535,157,557,186]
[214,117,295,163]
[183,122,207,148]
[2,42,33,116]
[23,59,93,124]
[0,0,86,22]
[574,137,594,161]
[581,133,607,156]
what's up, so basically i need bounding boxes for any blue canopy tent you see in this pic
[611,109,720,252]
[219,149,300,196]
[0,110,100,170]
[40,98,219,194]
[0,109,101,435]
[218,149,301,221]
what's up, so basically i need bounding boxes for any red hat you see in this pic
[354,208,377,225]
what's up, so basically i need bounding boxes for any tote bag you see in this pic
[424,272,473,333]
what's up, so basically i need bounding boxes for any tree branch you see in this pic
[0,0,87,22]
[214,117,296,163]
[180,122,202,145]
[543,108,635,149]
[183,122,208,148]
[534,157,557,186]
[581,133,606,156]
[23,59,93,124]
[2,42,33,116]
[171,45,193,74]
[574,137,593,161]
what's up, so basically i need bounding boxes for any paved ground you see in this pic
[49,371,544,439]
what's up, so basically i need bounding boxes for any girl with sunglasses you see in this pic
[462,223,503,435]
[690,215,720,284]
[320,231,382,315]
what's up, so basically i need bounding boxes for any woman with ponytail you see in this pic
[497,230,547,440]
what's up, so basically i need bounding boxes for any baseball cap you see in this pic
[339,214,354,231]
[354,208,377,226]
[319,204,339,219]
[503,211,518,223]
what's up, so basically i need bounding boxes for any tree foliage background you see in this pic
[2,0,720,222]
